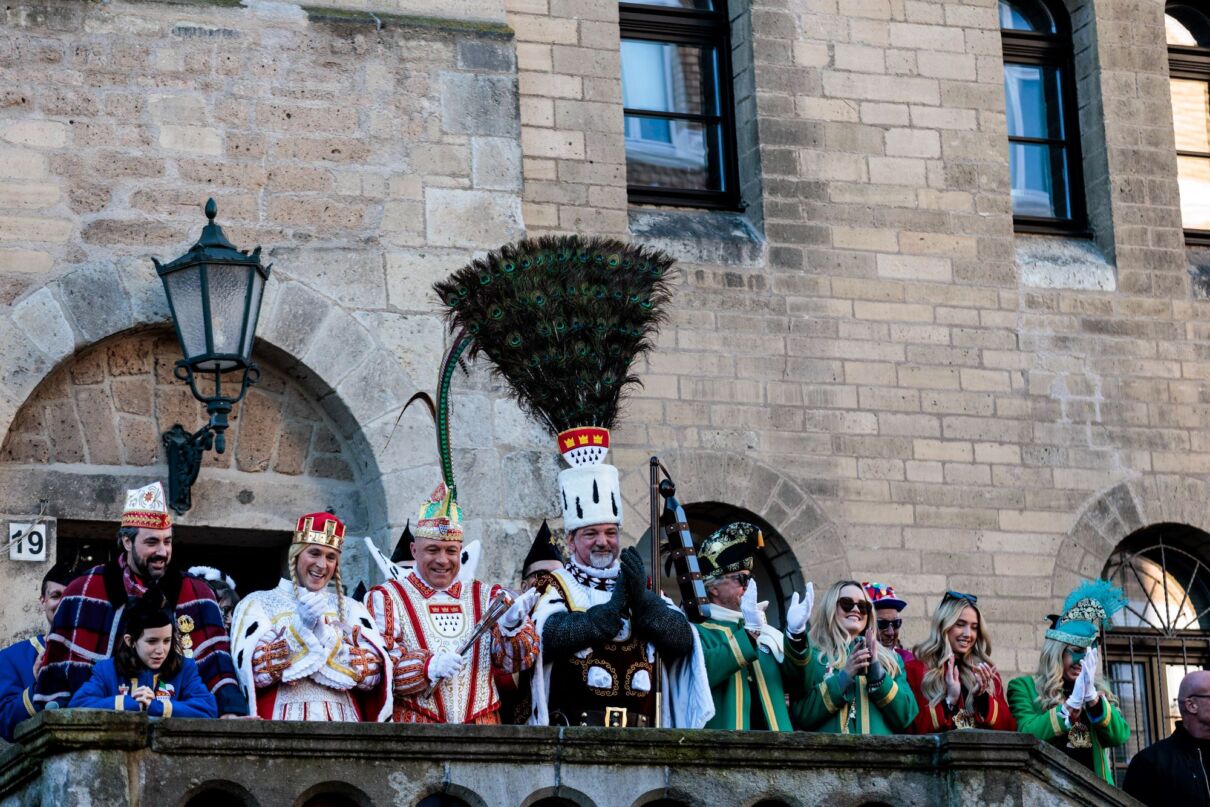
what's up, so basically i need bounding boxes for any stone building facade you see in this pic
[0,0,1207,755]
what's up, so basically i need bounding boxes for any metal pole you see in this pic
[649,456,662,728]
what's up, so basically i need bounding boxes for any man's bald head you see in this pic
[1178,670,1210,739]
[1179,670,1210,707]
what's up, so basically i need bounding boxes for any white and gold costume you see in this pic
[232,579,391,721]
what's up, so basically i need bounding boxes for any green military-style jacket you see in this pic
[693,612,807,731]
[791,642,918,735]
[1007,675,1130,786]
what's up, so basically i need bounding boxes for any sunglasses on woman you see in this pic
[836,597,872,615]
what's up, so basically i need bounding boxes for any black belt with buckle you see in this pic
[552,707,650,727]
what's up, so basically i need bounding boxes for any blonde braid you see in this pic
[288,543,304,602]
[332,563,346,624]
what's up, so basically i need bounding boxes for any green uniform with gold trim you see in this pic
[791,643,917,735]
[1007,675,1130,786]
[694,613,806,731]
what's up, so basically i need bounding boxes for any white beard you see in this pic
[569,555,619,580]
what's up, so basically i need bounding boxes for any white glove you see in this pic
[427,651,466,684]
[297,591,327,629]
[740,581,763,633]
[1081,646,1100,705]
[501,589,538,631]
[786,582,813,638]
[1064,666,1086,716]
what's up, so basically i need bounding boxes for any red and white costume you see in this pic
[364,483,538,724]
[367,571,538,724]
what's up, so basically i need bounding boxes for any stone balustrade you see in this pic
[0,711,1141,807]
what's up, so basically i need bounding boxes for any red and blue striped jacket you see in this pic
[34,557,245,716]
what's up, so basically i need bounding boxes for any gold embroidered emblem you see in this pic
[1067,720,1091,749]
[177,615,196,658]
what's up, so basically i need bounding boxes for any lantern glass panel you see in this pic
[241,268,266,360]
[200,263,250,371]
[164,265,208,361]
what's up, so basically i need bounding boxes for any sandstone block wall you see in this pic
[0,0,1204,682]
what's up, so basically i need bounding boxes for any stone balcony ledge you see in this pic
[1,712,1141,807]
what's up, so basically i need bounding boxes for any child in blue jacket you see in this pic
[69,594,217,718]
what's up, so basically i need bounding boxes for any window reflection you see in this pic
[999,0,1055,33]
[1167,9,1210,237]
[620,37,725,194]
[1000,0,1080,227]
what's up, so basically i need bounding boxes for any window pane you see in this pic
[1167,12,1200,45]
[1107,661,1151,770]
[1178,155,1210,230]
[622,0,714,8]
[625,116,721,191]
[1004,63,1065,139]
[621,40,719,116]
[1009,141,1071,218]
[1166,6,1210,47]
[998,0,1055,33]
[1171,78,1210,154]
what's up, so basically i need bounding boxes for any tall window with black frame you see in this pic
[619,1,740,209]
[999,0,1088,235]
[1166,4,1210,245]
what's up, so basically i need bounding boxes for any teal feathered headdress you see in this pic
[1045,579,1127,648]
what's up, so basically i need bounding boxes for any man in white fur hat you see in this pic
[529,428,712,728]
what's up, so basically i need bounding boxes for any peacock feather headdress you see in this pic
[431,235,676,531]
[1045,578,1127,648]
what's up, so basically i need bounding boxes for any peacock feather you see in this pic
[432,235,676,441]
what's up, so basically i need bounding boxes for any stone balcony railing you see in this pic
[0,711,1141,807]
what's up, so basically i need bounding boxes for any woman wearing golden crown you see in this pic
[230,512,392,721]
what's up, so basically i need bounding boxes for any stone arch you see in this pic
[619,450,847,587]
[0,260,433,535]
[520,787,596,807]
[179,780,260,807]
[292,781,373,807]
[1050,474,1210,600]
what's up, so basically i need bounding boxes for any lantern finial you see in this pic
[204,198,217,222]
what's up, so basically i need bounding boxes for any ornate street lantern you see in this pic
[153,199,271,514]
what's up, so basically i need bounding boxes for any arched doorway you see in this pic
[1101,522,1210,778]
[0,329,383,640]
[636,501,805,630]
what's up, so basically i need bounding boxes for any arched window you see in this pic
[999,0,1088,234]
[1167,4,1210,245]
[636,501,805,629]
[1101,524,1210,780]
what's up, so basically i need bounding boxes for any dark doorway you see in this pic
[56,519,289,598]
[636,502,804,630]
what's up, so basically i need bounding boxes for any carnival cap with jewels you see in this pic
[863,581,908,612]
[121,481,173,531]
[698,522,763,582]
[415,483,463,542]
[1045,578,1126,649]
[293,512,345,552]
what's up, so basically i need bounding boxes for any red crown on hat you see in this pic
[293,512,345,552]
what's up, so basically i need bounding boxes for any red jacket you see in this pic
[904,658,1017,734]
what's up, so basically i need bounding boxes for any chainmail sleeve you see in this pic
[541,603,623,657]
[632,591,693,659]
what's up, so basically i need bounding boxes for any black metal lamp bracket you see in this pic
[161,360,260,515]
